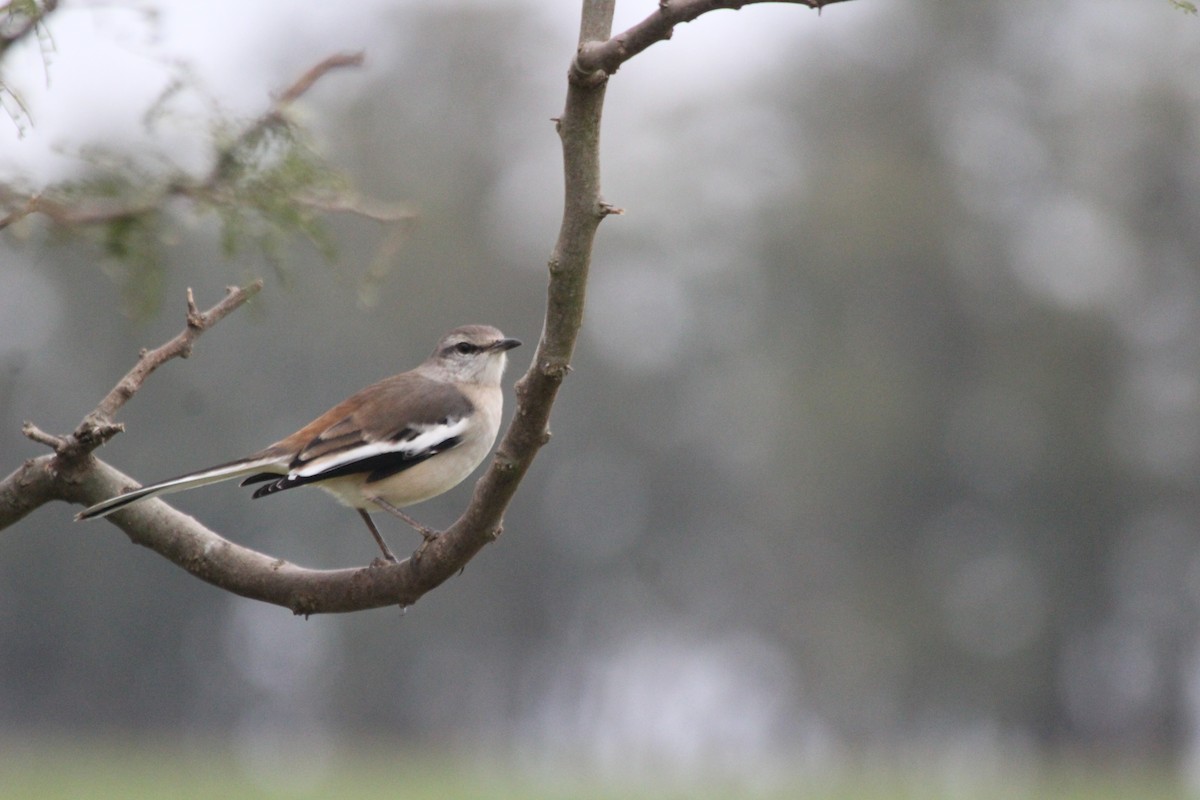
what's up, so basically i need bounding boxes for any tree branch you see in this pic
[89,283,263,424]
[574,0,848,80]
[10,0,625,614]
[383,0,623,593]
[0,454,58,530]
[276,51,364,107]
[57,460,460,616]
[396,0,855,600]
[67,281,263,458]
[0,283,260,529]
[4,0,849,615]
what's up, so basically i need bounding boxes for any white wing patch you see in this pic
[292,416,470,479]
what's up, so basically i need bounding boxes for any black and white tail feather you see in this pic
[74,456,284,520]
[73,416,472,521]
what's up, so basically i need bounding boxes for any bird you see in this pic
[76,324,522,562]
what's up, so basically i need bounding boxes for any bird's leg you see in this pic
[369,497,440,557]
[356,508,398,564]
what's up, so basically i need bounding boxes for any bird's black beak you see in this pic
[493,338,522,352]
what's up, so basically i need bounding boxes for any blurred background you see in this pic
[2,0,1200,796]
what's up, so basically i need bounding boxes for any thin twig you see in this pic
[574,0,849,80]
[21,421,64,450]
[96,282,262,421]
[205,52,364,188]
[275,51,365,107]
[292,192,417,224]
[68,281,263,456]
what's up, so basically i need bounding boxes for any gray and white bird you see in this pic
[76,324,521,562]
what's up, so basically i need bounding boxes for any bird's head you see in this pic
[426,325,521,385]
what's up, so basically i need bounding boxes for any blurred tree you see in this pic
[4,0,1196,780]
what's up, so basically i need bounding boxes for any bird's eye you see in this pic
[454,341,475,354]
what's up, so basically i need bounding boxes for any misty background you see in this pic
[2,0,1200,793]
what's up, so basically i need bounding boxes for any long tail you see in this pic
[75,456,284,521]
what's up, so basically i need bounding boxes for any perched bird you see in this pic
[77,324,521,562]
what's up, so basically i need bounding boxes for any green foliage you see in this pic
[1169,0,1198,13]
[16,109,349,317]
[99,213,166,319]
[1,49,377,318]
[32,165,169,316]
[206,115,344,275]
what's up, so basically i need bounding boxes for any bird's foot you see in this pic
[370,497,441,557]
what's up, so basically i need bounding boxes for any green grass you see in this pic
[0,737,1190,800]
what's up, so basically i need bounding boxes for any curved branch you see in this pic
[19,1,626,615]
[104,0,623,613]
[394,0,856,597]
[433,0,620,567]
[6,0,850,615]
[61,461,450,616]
